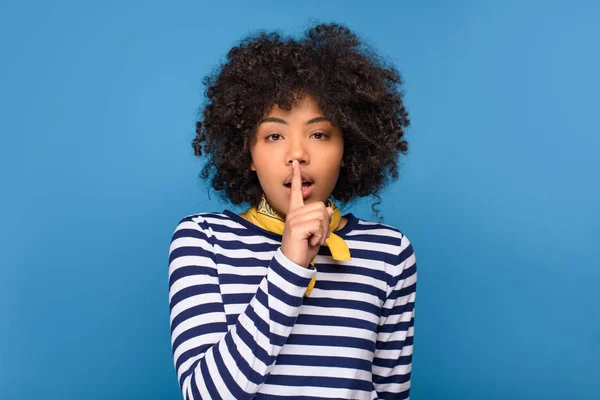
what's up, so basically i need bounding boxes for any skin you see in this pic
[281,159,333,267]
[237,94,348,265]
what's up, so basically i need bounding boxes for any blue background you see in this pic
[1,0,598,399]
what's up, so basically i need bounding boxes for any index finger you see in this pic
[288,159,304,212]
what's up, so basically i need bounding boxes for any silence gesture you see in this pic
[281,160,334,268]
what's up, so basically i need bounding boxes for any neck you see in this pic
[237,212,348,232]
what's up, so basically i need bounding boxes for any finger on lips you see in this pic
[289,159,304,211]
[289,159,332,248]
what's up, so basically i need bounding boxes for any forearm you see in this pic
[171,247,315,399]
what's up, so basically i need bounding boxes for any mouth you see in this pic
[283,181,314,198]
[282,170,315,198]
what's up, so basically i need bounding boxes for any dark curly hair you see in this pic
[192,22,410,221]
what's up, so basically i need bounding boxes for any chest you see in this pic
[216,250,387,346]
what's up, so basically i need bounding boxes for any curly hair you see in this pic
[192,22,410,221]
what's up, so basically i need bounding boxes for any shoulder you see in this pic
[170,211,234,238]
[169,211,237,256]
[351,217,415,257]
[168,212,239,272]
[351,217,416,279]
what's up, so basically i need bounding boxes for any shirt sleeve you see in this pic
[371,233,417,400]
[168,216,316,400]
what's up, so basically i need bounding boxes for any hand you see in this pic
[281,159,334,268]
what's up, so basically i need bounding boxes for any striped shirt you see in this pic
[168,210,417,400]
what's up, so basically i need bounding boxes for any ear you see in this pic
[250,161,256,171]
[341,160,345,167]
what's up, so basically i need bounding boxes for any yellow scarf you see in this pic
[243,194,351,296]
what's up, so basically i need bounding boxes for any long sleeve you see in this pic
[168,216,316,399]
[371,234,417,400]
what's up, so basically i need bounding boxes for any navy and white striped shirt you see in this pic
[168,210,417,400]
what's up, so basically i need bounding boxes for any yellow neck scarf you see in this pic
[243,193,351,296]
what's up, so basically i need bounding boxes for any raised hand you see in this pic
[281,160,334,268]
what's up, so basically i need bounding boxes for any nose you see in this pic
[285,136,310,166]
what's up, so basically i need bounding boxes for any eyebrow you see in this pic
[258,116,329,125]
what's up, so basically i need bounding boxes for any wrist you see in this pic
[280,248,308,269]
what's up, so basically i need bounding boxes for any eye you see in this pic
[266,133,282,141]
[311,132,329,140]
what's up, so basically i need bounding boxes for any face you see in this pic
[250,94,344,219]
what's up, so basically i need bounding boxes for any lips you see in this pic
[282,170,315,198]
[282,172,314,198]
[283,171,314,186]
[283,182,314,198]
[283,181,313,188]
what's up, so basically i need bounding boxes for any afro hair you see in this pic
[192,22,410,220]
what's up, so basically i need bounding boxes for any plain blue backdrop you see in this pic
[1,0,598,399]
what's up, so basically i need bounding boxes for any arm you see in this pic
[169,216,315,399]
[372,234,417,400]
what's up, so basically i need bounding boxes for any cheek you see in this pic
[250,147,268,168]
[326,147,344,165]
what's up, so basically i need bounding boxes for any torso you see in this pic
[169,211,416,399]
